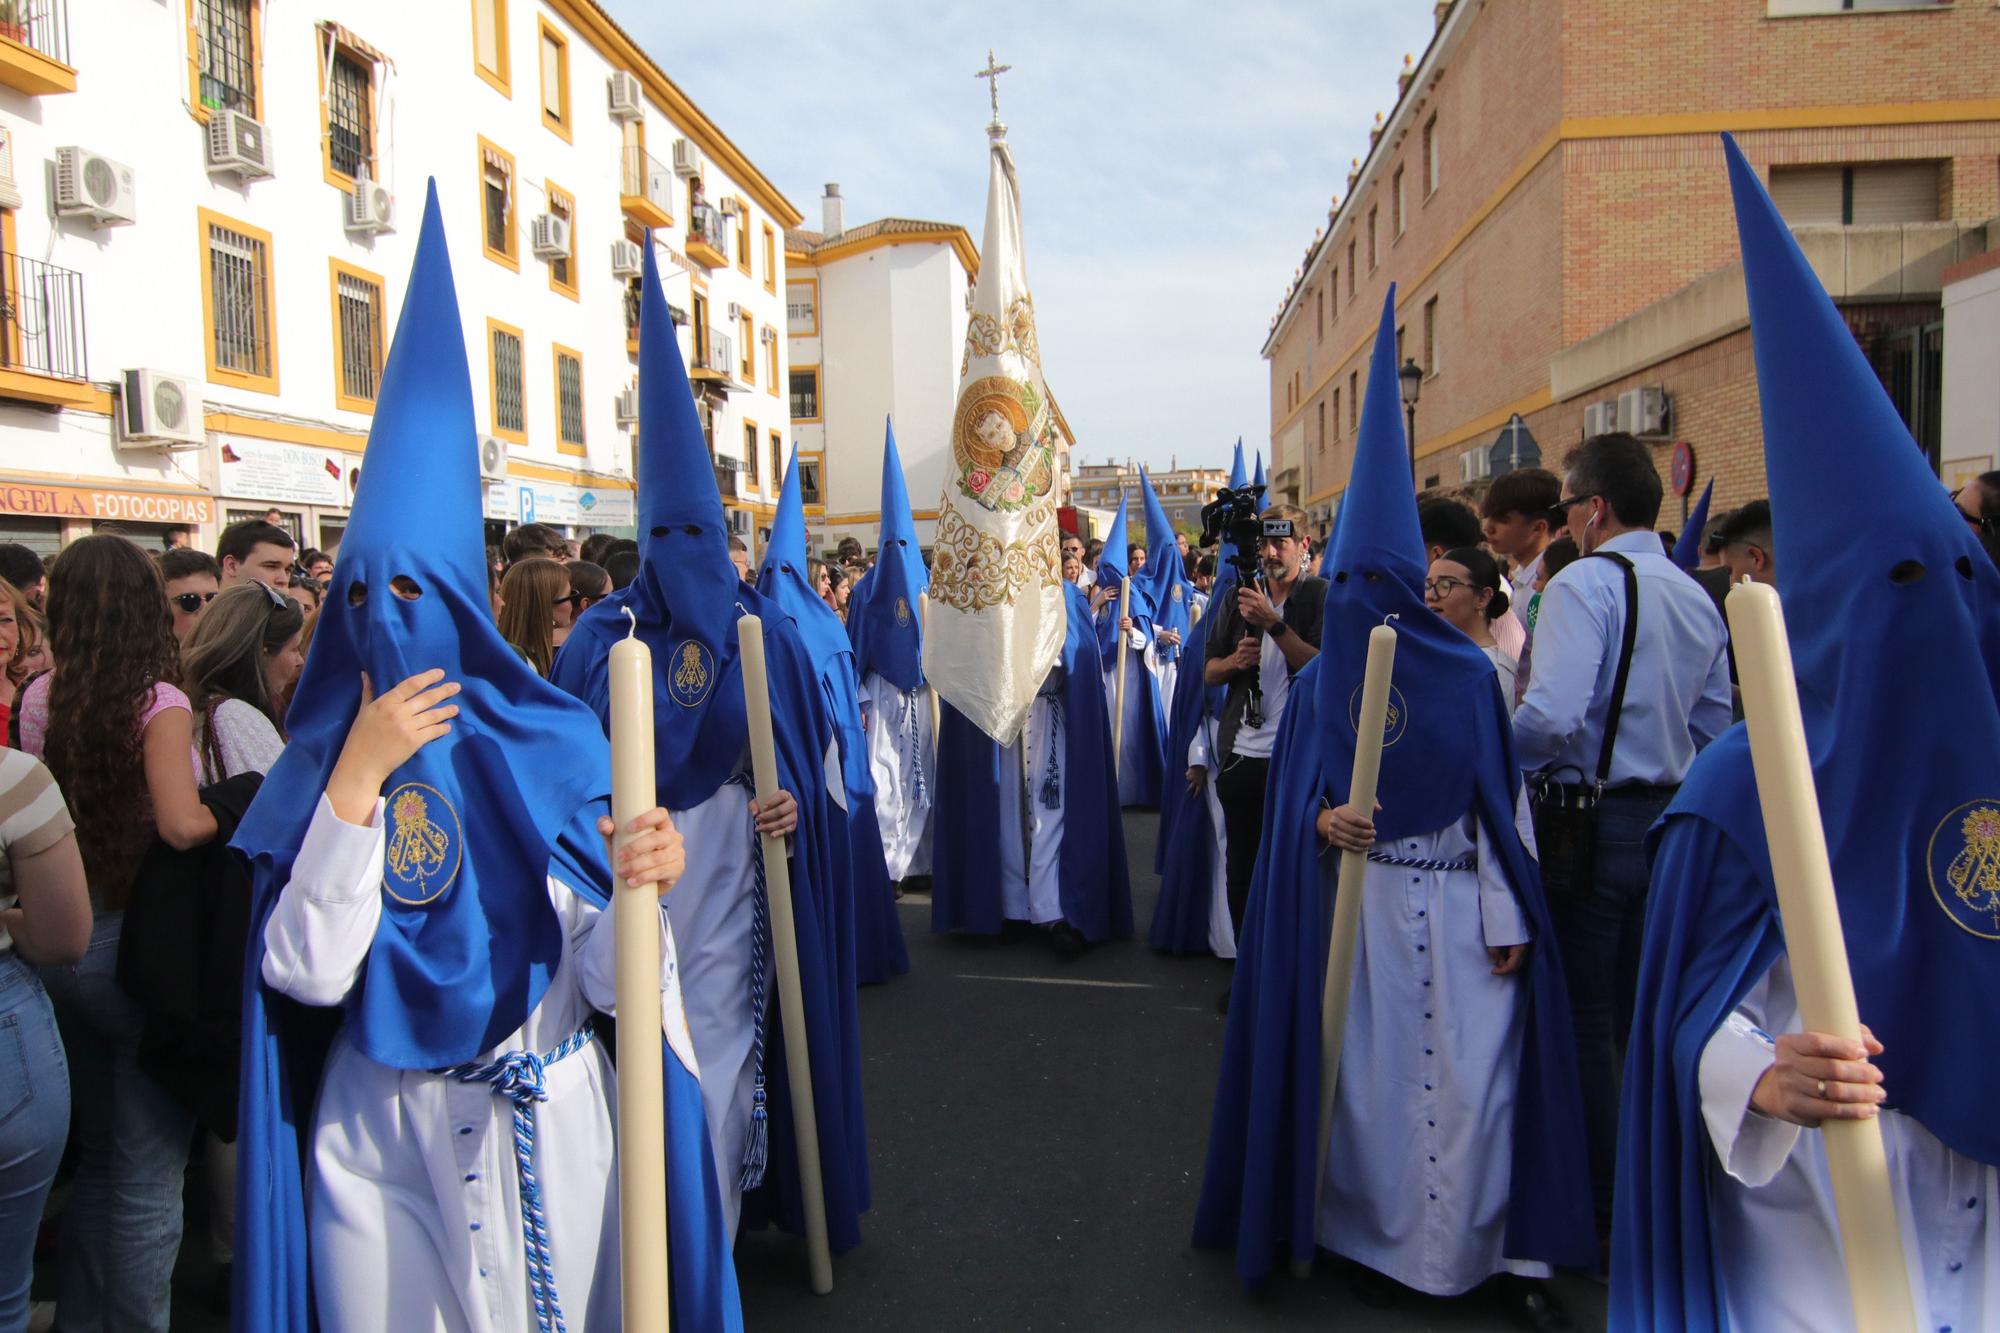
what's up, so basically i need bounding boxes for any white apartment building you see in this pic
[783,183,1073,556]
[1069,457,1230,541]
[0,0,797,558]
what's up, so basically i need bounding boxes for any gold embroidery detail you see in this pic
[929,508,1062,613]
[383,783,461,906]
[1932,802,2000,939]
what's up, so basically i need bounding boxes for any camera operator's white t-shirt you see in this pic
[1231,592,1290,760]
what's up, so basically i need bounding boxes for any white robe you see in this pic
[1700,956,1997,1333]
[995,688,1066,925]
[1315,797,1546,1295]
[859,670,933,881]
[1101,626,1161,803]
[261,796,697,1333]
[1185,717,1235,960]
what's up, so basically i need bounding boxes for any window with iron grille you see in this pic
[207,220,272,380]
[548,187,575,291]
[197,0,257,115]
[337,271,383,405]
[745,422,760,487]
[328,50,372,180]
[789,367,819,421]
[769,431,784,490]
[492,327,524,436]
[557,352,585,448]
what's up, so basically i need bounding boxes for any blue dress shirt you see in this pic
[1514,529,1731,787]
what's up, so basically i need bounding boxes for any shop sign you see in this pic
[483,478,636,528]
[219,438,352,507]
[0,480,213,526]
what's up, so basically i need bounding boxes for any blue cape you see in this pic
[1671,479,1714,571]
[551,236,872,1254]
[1611,136,2000,1330]
[1136,468,1193,667]
[1192,657,1594,1285]
[1147,640,1225,954]
[932,583,1134,942]
[233,186,740,1331]
[757,454,908,986]
[845,418,929,692]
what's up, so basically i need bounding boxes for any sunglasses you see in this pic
[171,590,219,614]
[1552,493,1600,514]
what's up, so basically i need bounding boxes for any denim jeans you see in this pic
[0,954,69,1333]
[1543,785,1675,1240]
[38,914,193,1333]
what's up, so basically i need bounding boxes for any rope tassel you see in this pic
[739,781,773,1192]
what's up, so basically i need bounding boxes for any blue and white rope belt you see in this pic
[438,1023,597,1333]
[900,688,929,807]
[737,775,773,1191]
[1366,849,1477,874]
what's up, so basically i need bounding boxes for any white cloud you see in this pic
[603,0,1435,471]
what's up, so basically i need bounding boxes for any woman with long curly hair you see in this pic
[495,556,572,677]
[19,534,217,1330]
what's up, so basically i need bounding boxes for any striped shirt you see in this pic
[0,747,76,955]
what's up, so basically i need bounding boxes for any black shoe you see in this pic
[1344,1262,1404,1309]
[1048,921,1086,957]
[1216,985,1231,1015]
[1495,1276,1573,1333]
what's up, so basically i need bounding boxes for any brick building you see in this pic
[1262,0,2000,530]
[1070,457,1230,540]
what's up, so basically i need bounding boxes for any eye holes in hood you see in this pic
[348,580,368,606]
[391,576,423,601]
[1889,560,1926,586]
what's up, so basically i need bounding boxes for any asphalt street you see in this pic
[123,808,1607,1330]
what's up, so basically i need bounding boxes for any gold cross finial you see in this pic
[975,49,1012,124]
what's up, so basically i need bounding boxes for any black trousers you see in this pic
[1215,755,1271,937]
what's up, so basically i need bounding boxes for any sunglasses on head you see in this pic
[171,591,219,614]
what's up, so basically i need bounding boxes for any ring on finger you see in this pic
[1816,1079,1828,1097]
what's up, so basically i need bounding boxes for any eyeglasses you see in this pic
[170,591,218,614]
[1423,576,1471,597]
[1553,493,1600,515]
[254,580,289,610]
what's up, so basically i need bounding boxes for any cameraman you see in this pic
[1203,503,1323,938]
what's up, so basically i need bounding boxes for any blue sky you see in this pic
[604,1,1438,473]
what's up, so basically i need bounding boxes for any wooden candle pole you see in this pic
[1112,576,1132,781]
[737,613,835,1295]
[1299,622,1397,1279]
[608,610,670,1329]
[1726,581,1915,1333]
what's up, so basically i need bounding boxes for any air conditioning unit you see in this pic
[530,213,572,260]
[345,176,394,234]
[117,369,205,449]
[606,71,644,121]
[1617,385,1670,437]
[726,508,752,536]
[478,435,509,482]
[760,326,777,346]
[671,138,701,177]
[1458,447,1492,484]
[614,383,639,427]
[205,109,272,179]
[1582,400,1619,439]
[54,147,137,225]
[610,239,643,279]
[719,197,741,218]
[726,301,744,321]
[0,124,19,210]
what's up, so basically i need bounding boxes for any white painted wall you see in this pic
[0,0,788,546]
[1942,260,2000,485]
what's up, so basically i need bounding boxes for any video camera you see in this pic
[1198,484,1283,587]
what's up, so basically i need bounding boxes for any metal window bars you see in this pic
[337,272,381,402]
[193,0,249,112]
[206,223,268,378]
[557,354,584,446]
[327,50,372,179]
[0,251,86,382]
[492,328,524,434]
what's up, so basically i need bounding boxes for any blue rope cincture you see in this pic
[900,687,929,807]
[438,1024,596,1333]
[1038,695,1063,810]
[738,778,772,1191]
[1365,850,1477,874]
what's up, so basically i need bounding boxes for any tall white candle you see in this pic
[608,610,670,1329]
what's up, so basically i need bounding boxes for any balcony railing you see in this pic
[686,203,728,268]
[619,145,674,229]
[1,251,87,382]
[1,0,70,67]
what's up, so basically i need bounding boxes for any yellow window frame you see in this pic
[743,417,760,490]
[735,198,752,277]
[318,38,377,190]
[478,136,520,272]
[762,223,776,294]
[471,0,509,96]
[486,317,527,445]
[789,363,821,423]
[536,18,570,143]
[764,325,779,394]
[545,179,578,301]
[185,0,263,124]
[198,206,280,395]
[739,310,754,381]
[327,257,386,415]
[553,341,586,457]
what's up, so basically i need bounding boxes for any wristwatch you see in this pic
[1269,619,1290,639]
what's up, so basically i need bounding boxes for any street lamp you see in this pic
[1398,357,1424,484]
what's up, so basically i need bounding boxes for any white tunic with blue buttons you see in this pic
[1701,956,1997,1333]
[1314,795,1547,1295]
[261,796,698,1333]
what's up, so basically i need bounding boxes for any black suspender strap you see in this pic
[1591,552,1640,787]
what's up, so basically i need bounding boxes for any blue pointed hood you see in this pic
[1231,440,1247,490]
[1137,466,1191,659]
[1671,479,1714,571]
[1715,134,2000,1160]
[1096,493,1131,592]
[1252,451,1268,511]
[233,182,610,1067]
[1313,286,1492,839]
[846,417,930,690]
[757,452,849,673]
